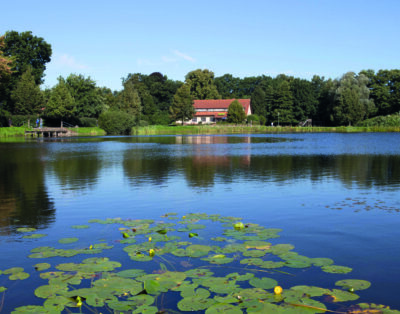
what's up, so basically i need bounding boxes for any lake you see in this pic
[1,133,400,313]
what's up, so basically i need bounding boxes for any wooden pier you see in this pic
[25,127,77,137]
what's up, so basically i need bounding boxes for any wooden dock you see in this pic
[25,127,77,137]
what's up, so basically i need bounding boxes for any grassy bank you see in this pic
[0,127,27,137]
[67,127,106,136]
[132,124,400,135]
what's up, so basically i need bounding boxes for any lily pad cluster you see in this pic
[6,213,400,313]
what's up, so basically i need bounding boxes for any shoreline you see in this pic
[1,125,399,138]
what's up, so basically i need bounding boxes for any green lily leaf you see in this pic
[249,277,278,290]
[34,263,51,271]
[335,279,371,291]
[16,227,37,233]
[23,233,47,239]
[321,265,352,274]
[71,224,89,229]
[177,296,216,311]
[58,237,79,244]
[205,303,242,313]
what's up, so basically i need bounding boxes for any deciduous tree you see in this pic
[185,69,221,100]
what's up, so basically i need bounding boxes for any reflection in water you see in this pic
[1,135,400,233]
[0,144,55,234]
[48,149,102,191]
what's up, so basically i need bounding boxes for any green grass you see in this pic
[132,124,400,135]
[0,127,28,137]
[67,127,106,136]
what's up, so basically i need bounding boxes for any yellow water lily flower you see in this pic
[274,286,283,295]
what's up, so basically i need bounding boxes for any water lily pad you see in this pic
[312,257,334,267]
[11,305,48,313]
[34,263,51,271]
[249,277,278,289]
[225,272,255,281]
[71,224,89,229]
[127,294,155,306]
[206,303,242,313]
[0,286,7,292]
[202,254,235,264]
[131,305,158,313]
[321,265,352,274]
[58,237,79,244]
[291,285,330,297]
[16,227,37,233]
[116,269,146,278]
[244,240,271,250]
[23,233,47,239]
[234,288,271,301]
[3,267,24,274]
[177,296,215,311]
[335,279,371,291]
[328,289,360,302]
[186,244,212,257]
[211,237,227,242]
[259,261,286,269]
[185,268,214,278]
[107,300,137,311]
[35,283,68,298]
[242,250,267,257]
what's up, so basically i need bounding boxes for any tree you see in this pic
[227,100,246,124]
[368,69,400,116]
[270,81,295,125]
[250,86,267,117]
[11,67,43,115]
[214,74,240,98]
[185,69,221,100]
[332,72,375,126]
[65,74,105,118]
[45,77,75,119]
[170,84,194,125]
[3,31,52,85]
[118,80,142,117]
[290,78,318,123]
[0,35,13,80]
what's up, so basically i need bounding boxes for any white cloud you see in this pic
[172,50,196,62]
[54,54,89,70]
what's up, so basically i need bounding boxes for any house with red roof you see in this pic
[187,99,251,124]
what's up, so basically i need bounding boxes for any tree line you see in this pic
[1,31,399,132]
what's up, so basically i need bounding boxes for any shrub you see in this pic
[138,120,149,127]
[357,114,400,127]
[78,117,98,127]
[10,115,38,127]
[98,111,136,135]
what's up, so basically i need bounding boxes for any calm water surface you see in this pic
[0,133,400,312]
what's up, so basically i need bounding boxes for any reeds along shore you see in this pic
[132,125,400,135]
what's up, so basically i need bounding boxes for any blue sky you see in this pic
[2,0,399,91]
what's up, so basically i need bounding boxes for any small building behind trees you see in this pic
[188,99,251,124]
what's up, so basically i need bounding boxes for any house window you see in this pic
[201,117,206,122]
[192,117,197,122]
[210,117,215,122]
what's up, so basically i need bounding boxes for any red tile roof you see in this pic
[193,99,251,114]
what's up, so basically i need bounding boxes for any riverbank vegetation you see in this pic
[1,30,400,135]
[133,124,400,135]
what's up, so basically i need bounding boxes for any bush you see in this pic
[78,117,98,127]
[259,116,267,126]
[10,115,38,127]
[138,120,149,127]
[247,114,260,125]
[357,114,400,127]
[98,111,136,135]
